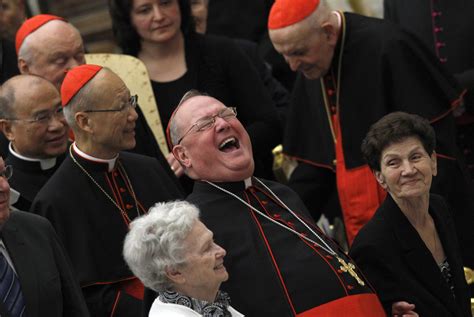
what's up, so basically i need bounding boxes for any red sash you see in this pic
[334,116,386,245]
[297,294,385,317]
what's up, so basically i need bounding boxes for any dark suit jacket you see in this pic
[350,194,470,317]
[0,210,89,317]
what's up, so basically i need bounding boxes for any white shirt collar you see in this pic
[9,143,57,170]
[244,177,252,189]
[73,142,118,172]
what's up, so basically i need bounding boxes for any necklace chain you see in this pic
[321,10,346,144]
[205,178,337,256]
[69,145,140,225]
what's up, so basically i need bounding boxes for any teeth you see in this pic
[219,137,236,150]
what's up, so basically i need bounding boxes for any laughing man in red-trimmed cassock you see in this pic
[141,89,389,317]
[31,64,183,316]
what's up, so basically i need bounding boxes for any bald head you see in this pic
[0,75,69,158]
[0,75,57,119]
[17,20,85,89]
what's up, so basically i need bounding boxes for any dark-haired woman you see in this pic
[350,112,470,317]
[108,0,281,191]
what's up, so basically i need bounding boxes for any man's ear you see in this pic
[18,58,30,75]
[172,145,191,168]
[0,119,15,141]
[321,19,339,46]
[165,266,185,285]
[75,112,94,134]
[374,171,387,190]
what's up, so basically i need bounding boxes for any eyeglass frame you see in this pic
[82,95,138,113]
[0,165,13,180]
[177,107,237,145]
[6,105,64,125]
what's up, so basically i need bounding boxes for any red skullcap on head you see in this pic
[61,64,103,107]
[15,14,65,54]
[268,0,320,30]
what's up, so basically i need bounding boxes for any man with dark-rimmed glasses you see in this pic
[0,74,69,211]
[31,64,183,316]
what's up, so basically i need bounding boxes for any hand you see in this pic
[392,301,418,317]
[166,153,184,177]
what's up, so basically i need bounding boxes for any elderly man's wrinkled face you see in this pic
[172,96,254,182]
[19,21,85,89]
[82,71,138,159]
[178,220,228,300]
[0,157,11,227]
[270,20,336,80]
[2,78,69,158]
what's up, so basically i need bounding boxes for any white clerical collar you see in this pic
[73,142,118,172]
[9,143,57,170]
[244,177,252,189]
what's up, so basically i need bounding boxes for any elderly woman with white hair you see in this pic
[123,200,244,317]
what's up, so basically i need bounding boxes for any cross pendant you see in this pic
[337,256,365,286]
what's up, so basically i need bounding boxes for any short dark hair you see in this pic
[361,112,436,171]
[108,0,195,56]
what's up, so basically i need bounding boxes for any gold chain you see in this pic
[69,145,140,225]
[321,11,346,144]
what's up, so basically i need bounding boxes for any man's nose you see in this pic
[286,56,300,72]
[214,116,231,132]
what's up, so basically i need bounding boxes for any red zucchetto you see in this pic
[15,14,65,54]
[268,0,320,30]
[61,64,103,107]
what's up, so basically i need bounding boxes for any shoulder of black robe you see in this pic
[185,33,282,179]
[6,151,66,211]
[233,38,290,123]
[30,151,183,315]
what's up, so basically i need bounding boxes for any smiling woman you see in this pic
[123,200,244,316]
[350,112,471,317]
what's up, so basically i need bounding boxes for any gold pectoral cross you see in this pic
[338,257,365,286]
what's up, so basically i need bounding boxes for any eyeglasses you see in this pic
[0,165,13,180]
[83,95,138,113]
[177,107,237,144]
[7,106,64,125]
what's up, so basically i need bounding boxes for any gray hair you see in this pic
[62,82,94,130]
[0,85,16,119]
[123,200,200,292]
[169,89,207,146]
[17,35,36,65]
